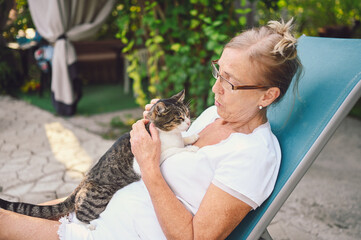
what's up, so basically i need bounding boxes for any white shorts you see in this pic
[58,181,166,240]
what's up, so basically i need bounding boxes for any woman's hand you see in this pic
[143,98,159,119]
[130,119,161,177]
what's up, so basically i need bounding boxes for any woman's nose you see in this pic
[212,77,223,94]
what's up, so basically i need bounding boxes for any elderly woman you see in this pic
[0,19,302,240]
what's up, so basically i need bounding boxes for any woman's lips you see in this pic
[215,99,221,107]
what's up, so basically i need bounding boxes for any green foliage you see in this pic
[0,0,30,95]
[102,115,139,140]
[0,47,22,95]
[257,0,361,37]
[115,0,249,115]
[2,0,34,42]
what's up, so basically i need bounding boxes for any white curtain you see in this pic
[28,0,115,115]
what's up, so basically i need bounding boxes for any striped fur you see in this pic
[0,90,189,223]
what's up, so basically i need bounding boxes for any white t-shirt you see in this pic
[58,106,281,240]
[162,106,281,212]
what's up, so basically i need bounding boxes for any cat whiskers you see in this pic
[186,99,193,108]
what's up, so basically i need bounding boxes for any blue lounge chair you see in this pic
[227,36,361,240]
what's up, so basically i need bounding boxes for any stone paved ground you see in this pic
[0,95,360,239]
[0,96,115,203]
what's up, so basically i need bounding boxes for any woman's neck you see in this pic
[219,113,268,134]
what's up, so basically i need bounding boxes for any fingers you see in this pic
[130,119,159,144]
[145,103,153,111]
[131,119,149,131]
[149,123,160,142]
[143,99,160,119]
[145,99,160,111]
[130,119,149,139]
[143,111,149,119]
[130,120,145,147]
[150,98,159,104]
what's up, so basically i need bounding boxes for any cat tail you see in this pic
[0,194,75,220]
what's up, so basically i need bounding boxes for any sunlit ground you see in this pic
[45,122,93,177]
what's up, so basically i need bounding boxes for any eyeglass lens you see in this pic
[212,62,233,91]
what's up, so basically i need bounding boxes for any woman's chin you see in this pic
[215,105,224,116]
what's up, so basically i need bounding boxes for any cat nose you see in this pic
[185,118,191,126]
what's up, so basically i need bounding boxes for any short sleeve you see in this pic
[212,135,280,210]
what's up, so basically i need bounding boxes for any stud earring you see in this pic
[259,105,263,110]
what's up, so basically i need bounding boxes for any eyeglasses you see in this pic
[211,60,271,91]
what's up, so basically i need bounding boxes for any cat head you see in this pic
[147,90,190,132]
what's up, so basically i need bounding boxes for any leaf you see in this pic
[148,85,157,95]
[199,0,209,6]
[235,8,252,14]
[145,1,157,11]
[153,35,164,43]
[122,40,134,53]
[212,20,223,27]
[203,17,212,24]
[206,40,217,50]
[171,43,182,52]
[239,16,247,26]
[214,4,223,11]
[145,38,153,47]
[190,9,198,16]
[190,19,200,29]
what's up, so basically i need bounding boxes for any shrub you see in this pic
[115,0,250,115]
[0,47,22,95]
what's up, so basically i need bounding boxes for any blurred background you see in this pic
[1,2,360,239]
[1,0,361,125]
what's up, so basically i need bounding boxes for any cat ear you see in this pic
[154,102,166,114]
[172,89,185,102]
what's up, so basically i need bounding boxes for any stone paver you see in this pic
[0,95,360,239]
[0,96,115,203]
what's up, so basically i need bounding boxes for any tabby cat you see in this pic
[0,90,198,223]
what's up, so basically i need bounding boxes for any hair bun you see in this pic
[268,18,298,60]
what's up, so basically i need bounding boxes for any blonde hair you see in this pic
[225,18,303,102]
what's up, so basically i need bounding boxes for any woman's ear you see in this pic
[259,87,280,107]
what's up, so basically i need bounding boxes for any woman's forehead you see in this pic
[219,48,254,82]
[219,48,248,64]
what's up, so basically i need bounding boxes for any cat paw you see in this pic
[192,134,200,142]
[183,134,199,145]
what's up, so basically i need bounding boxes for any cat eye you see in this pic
[211,60,271,91]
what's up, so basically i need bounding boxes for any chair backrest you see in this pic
[227,36,361,240]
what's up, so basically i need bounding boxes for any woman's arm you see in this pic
[0,197,68,239]
[144,173,251,239]
[0,209,60,240]
[40,197,67,205]
[130,120,251,239]
[192,184,252,239]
